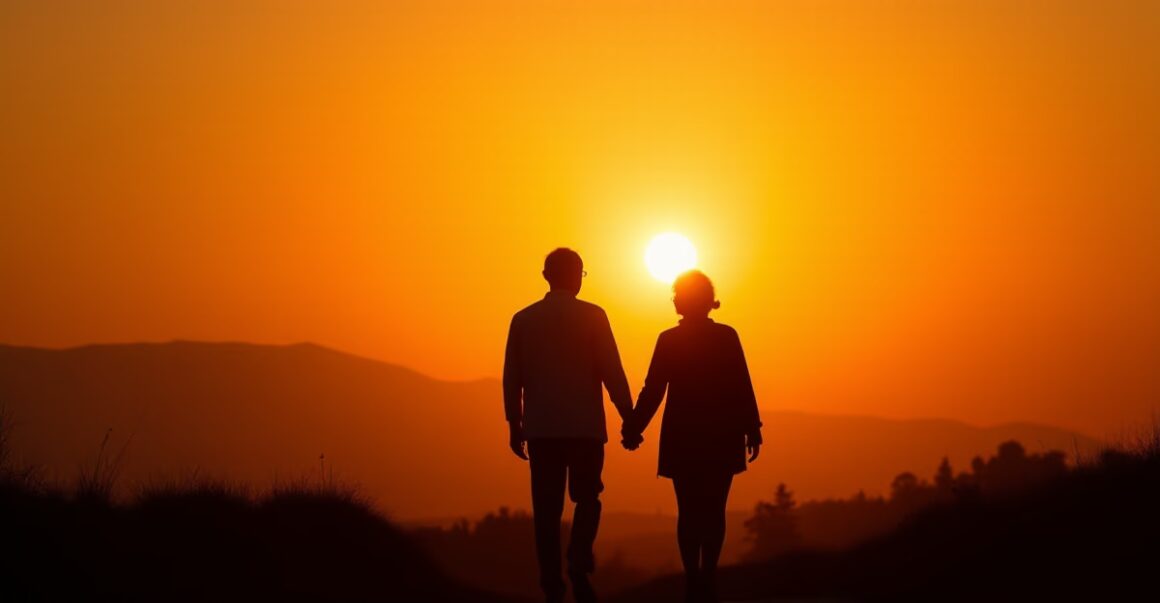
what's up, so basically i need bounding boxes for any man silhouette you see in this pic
[503,248,637,603]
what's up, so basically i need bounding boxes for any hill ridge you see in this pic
[0,340,1103,519]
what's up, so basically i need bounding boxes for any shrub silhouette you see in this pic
[0,471,516,602]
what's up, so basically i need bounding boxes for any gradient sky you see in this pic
[2,1,1158,435]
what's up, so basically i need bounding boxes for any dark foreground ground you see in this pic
[0,476,521,602]
[3,432,1157,602]
[613,441,1160,602]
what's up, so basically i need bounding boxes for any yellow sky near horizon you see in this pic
[2,1,1159,435]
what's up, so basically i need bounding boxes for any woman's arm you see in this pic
[624,332,670,440]
[731,329,763,447]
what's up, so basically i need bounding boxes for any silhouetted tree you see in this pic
[412,507,545,598]
[934,457,954,493]
[775,483,795,510]
[890,472,920,498]
[744,483,802,561]
[889,471,937,515]
[969,440,1068,495]
[742,441,1075,563]
[793,490,896,551]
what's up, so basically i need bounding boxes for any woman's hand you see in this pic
[508,421,528,461]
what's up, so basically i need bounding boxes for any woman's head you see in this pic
[672,270,720,317]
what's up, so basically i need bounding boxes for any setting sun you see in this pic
[645,233,698,283]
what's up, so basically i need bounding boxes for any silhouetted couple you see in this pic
[503,248,762,603]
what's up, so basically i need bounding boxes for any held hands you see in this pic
[508,421,528,461]
[620,422,644,451]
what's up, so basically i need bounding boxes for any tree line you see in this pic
[744,440,1069,560]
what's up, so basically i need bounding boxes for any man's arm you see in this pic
[594,309,633,423]
[502,314,527,460]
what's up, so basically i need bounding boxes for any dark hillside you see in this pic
[0,477,520,602]
[612,438,1160,601]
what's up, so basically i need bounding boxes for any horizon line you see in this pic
[0,338,1112,440]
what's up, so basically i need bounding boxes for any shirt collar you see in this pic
[545,289,578,300]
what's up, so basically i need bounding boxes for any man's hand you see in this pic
[746,434,761,463]
[509,421,528,461]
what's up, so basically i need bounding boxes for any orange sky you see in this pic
[2,1,1158,435]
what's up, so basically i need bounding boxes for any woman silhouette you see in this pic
[623,270,762,603]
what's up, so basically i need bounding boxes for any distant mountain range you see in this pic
[0,341,1102,519]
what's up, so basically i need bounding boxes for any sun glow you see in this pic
[645,233,698,283]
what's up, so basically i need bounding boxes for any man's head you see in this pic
[542,247,584,294]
